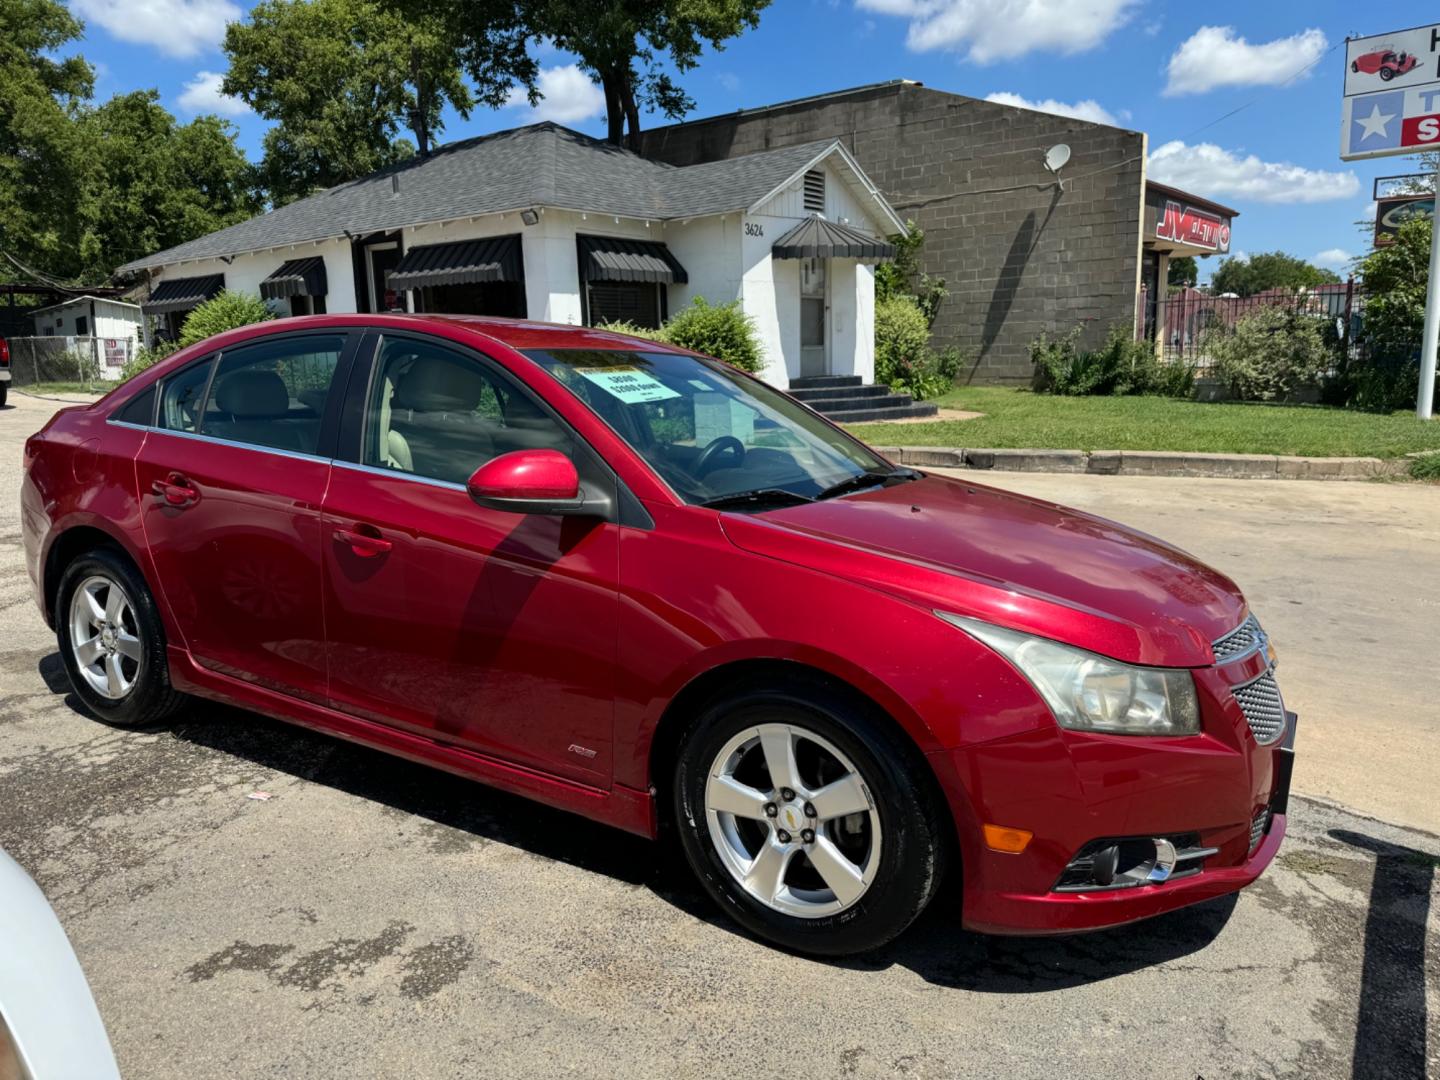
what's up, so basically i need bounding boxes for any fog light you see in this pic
[982,824,1033,853]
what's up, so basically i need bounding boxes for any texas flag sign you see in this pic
[1342,88,1440,159]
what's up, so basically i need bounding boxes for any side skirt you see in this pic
[166,646,658,839]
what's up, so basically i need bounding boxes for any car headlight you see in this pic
[939,613,1200,736]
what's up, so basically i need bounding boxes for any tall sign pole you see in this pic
[1420,162,1440,418]
[1341,23,1440,417]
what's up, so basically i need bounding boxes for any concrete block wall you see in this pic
[642,82,1147,384]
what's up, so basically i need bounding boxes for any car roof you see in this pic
[184,313,685,357]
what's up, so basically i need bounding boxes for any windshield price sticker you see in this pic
[576,365,680,404]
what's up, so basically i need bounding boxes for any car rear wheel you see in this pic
[56,547,186,727]
[673,682,947,955]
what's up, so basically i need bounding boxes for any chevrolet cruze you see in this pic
[21,315,1295,955]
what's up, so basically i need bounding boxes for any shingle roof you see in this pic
[117,124,845,273]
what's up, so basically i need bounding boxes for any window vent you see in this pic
[803,170,826,213]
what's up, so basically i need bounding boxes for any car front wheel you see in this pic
[56,547,186,726]
[673,683,947,955]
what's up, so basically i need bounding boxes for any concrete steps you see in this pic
[788,376,939,423]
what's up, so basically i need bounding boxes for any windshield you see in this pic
[522,348,896,506]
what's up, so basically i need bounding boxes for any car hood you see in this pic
[719,473,1246,667]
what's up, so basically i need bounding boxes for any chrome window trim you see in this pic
[106,419,150,432]
[332,458,468,492]
[141,425,333,466]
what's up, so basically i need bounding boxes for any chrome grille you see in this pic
[1250,808,1271,852]
[1213,614,1262,660]
[1233,671,1286,745]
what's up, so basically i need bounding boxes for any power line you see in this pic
[1177,40,1343,144]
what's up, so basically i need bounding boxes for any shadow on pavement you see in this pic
[51,667,1238,993]
[1330,828,1434,1080]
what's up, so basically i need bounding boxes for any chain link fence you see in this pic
[6,336,134,392]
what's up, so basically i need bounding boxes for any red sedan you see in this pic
[20,315,1293,954]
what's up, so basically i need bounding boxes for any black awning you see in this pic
[259,257,328,299]
[771,218,895,261]
[577,235,688,284]
[387,236,523,289]
[141,274,225,314]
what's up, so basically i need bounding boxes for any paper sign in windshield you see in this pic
[576,366,680,404]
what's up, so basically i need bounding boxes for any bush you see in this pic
[178,290,275,348]
[600,298,763,374]
[1205,307,1333,402]
[119,340,177,383]
[597,319,666,343]
[1031,325,1194,398]
[659,297,762,373]
[1410,453,1440,482]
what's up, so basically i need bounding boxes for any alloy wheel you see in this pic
[68,575,142,700]
[704,722,881,918]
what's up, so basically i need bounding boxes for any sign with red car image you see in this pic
[1342,24,1440,160]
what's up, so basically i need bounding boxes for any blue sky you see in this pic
[66,0,1437,281]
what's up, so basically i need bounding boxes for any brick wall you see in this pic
[642,82,1146,384]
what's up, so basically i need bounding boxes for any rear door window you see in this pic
[198,334,345,455]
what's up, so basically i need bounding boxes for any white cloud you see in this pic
[177,71,249,117]
[855,0,1138,63]
[1361,201,1377,223]
[1312,248,1353,270]
[1164,26,1327,96]
[70,0,241,59]
[504,64,605,124]
[984,92,1118,126]
[716,71,741,93]
[1147,141,1359,204]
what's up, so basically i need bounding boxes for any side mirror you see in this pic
[466,449,586,515]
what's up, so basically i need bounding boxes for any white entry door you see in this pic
[800,257,827,377]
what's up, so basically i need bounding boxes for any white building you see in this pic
[28,295,144,379]
[117,124,907,398]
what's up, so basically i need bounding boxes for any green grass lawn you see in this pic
[845,387,1440,459]
[14,381,107,396]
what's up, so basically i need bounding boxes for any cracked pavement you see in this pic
[1,391,1437,1079]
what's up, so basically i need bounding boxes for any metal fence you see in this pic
[6,336,134,392]
[1140,284,1361,374]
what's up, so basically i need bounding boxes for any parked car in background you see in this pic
[0,849,120,1079]
[20,314,1295,955]
[1351,49,1419,81]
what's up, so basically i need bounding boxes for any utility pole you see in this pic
[1419,163,1439,419]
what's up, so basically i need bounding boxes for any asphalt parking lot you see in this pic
[2,390,1437,1080]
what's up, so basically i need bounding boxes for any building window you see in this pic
[288,295,327,317]
[803,170,826,213]
[75,315,89,336]
[586,282,661,329]
[416,281,525,318]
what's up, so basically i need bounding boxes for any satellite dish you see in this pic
[1044,143,1072,174]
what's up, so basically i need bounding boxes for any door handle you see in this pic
[151,472,199,507]
[333,524,392,558]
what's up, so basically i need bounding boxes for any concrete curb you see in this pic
[874,445,1433,481]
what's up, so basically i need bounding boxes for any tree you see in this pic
[1358,216,1428,348]
[0,0,93,280]
[70,92,259,279]
[1210,251,1340,297]
[223,0,494,204]
[426,0,771,149]
[1167,256,1197,288]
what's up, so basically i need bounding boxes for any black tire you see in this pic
[673,679,948,956]
[1350,61,1358,72]
[0,383,7,407]
[1380,67,1393,81]
[55,546,187,727]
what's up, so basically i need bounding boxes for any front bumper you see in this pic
[934,707,1297,936]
